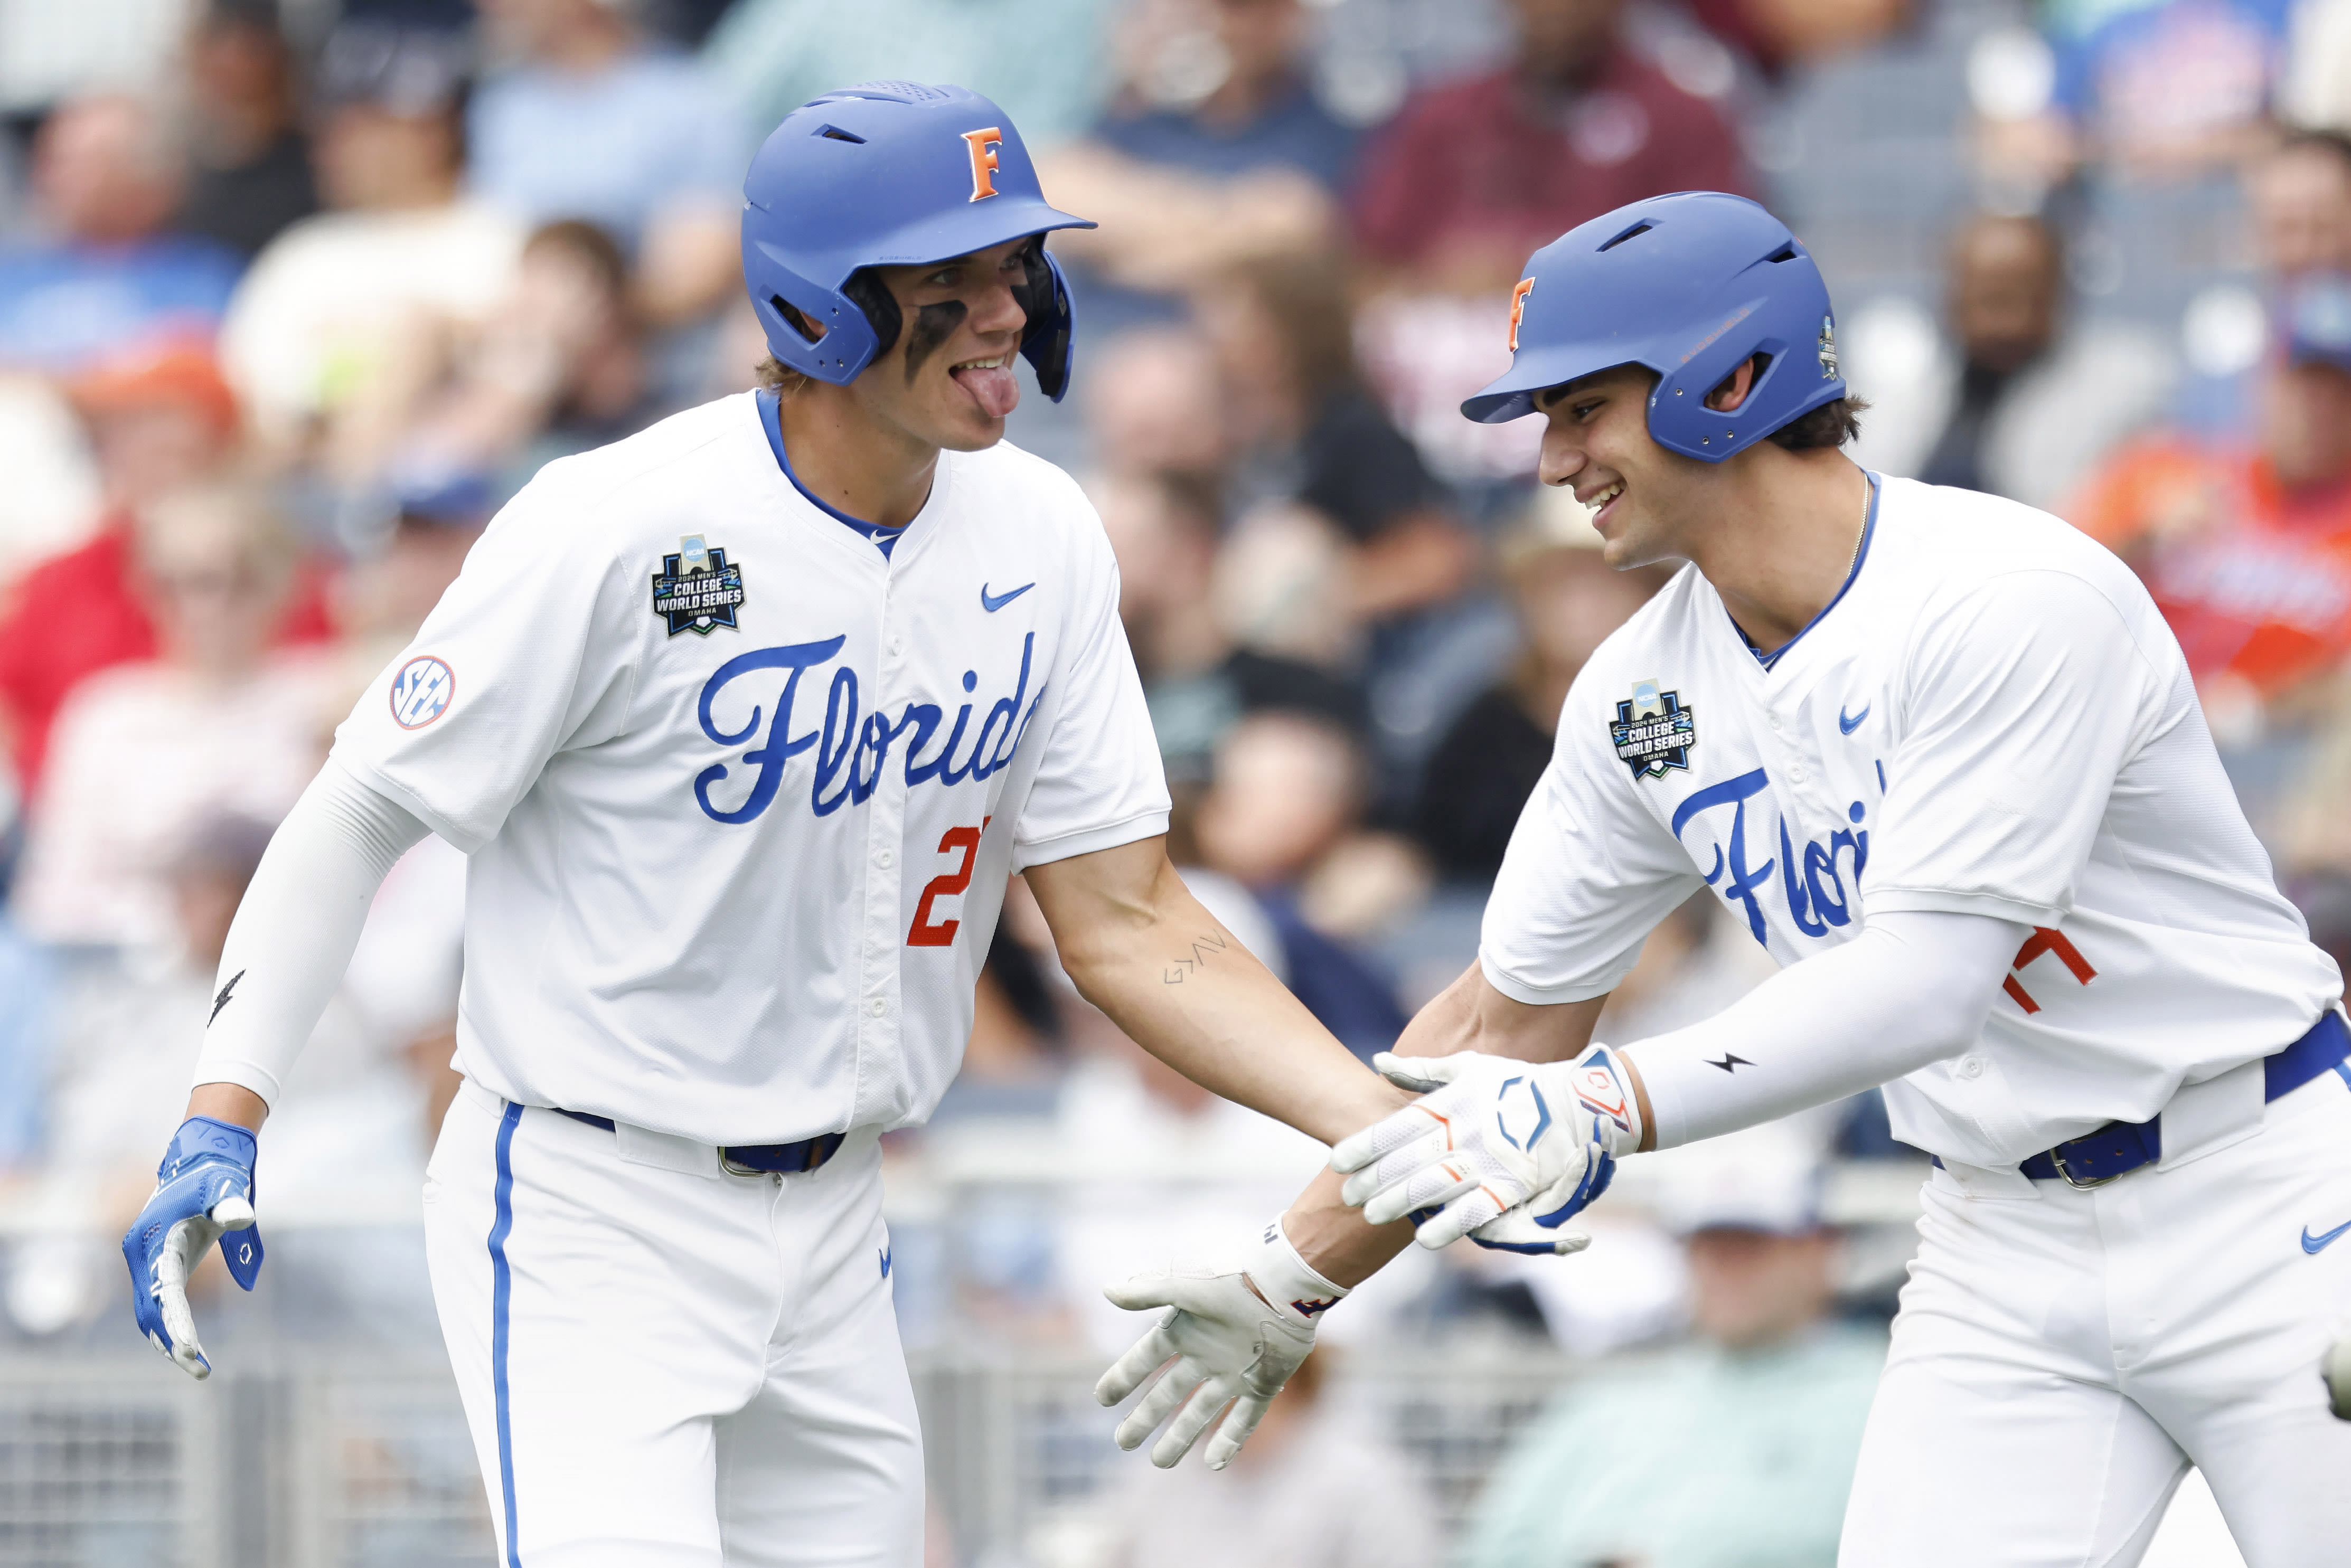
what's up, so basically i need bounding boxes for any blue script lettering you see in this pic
[1671,769,1776,944]
[695,633,1046,825]
[695,637,843,824]
[1673,770,1875,948]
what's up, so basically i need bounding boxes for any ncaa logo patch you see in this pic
[1607,679,1696,780]
[390,655,455,729]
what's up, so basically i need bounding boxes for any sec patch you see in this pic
[390,655,455,729]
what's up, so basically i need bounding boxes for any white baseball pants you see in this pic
[423,1081,923,1568]
[1840,1064,2351,1567]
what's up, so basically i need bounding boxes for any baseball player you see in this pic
[119,83,1407,1566]
[1100,193,2351,1565]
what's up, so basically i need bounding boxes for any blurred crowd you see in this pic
[0,0,2343,1563]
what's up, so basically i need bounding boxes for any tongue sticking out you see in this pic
[953,363,1021,419]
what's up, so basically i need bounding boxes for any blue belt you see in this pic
[550,1108,846,1177]
[2004,1010,2350,1188]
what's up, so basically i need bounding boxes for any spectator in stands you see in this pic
[1204,250,1476,652]
[13,481,333,948]
[2067,272,2351,747]
[2252,129,2351,279]
[1043,0,1357,317]
[1349,0,1746,486]
[378,219,674,506]
[706,0,1110,154]
[1459,1126,1884,1568]
[174,0,318,260]
[1351,0,1747,293]
[1193,711,1413,1056]
[1090,1348,1442,1568]
[1101,0,1359,190]
[467,0,748,325]
[1411,486,1674,882]
[0,95,244,373]
[1679,0,1910,81]
[1085,326,1231,486]
[218,21,524,472]
[2043,0,2291,174]
[1850,213,2175,512]
[0,337,334,800]
[332,479,486,684]
[1096,466,1366,777]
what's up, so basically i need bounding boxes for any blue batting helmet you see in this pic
[1461,192,1846,462]
[741,81,1095,400]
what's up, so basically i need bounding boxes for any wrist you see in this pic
[1252,1214,1347,1325]
[186,1083,268,1133]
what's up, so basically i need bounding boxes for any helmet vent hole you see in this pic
[814,125,867,144]
[1766,244,1799,263]
[1597,221,1653,252]
[772,296,827,344]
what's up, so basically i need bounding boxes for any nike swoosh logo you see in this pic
[1839,703,1870,735]
[980,581,1034,612]
[2303,1219,2351,1254]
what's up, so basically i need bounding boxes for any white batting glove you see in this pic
[1094,1217,1346,1470]
[1329,1045,1642,1252]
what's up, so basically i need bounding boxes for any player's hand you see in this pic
[1328,1045,1642,1251]
[121,1117,266,1378]
[1094,1218,1345,1470]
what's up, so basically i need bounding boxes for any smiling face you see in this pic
[1535,363,1718,570]
[850,237,1039,453]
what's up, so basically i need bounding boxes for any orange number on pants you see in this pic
[907,819,990,947]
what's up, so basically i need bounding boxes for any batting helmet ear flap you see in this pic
[841,269,903,357]
[747,238,883,380]
[1014,245,1076,401]
[1651,327,1803,455]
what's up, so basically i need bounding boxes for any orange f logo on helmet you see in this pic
[1508,277,1536,352]
[963,127,1003,202]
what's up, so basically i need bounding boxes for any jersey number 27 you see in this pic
[908,818,991,948]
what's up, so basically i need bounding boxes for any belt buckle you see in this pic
[2048,1145,2122,1189]
[720,1148,767,1178]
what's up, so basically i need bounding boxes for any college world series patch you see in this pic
[651,535,746,636]
[1609,679,1695,780]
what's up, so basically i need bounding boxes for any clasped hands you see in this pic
[1097,1044,1642,1467]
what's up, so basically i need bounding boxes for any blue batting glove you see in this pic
[121,1116,265,1378]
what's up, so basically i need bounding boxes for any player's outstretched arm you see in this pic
[1332,909,2029,1249]
[1030,841,1609,1464]
[123,759,427,1376]
[1025,835,1407,1153]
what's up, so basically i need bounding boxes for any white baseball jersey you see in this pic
[335,392,1169,1146]
[1482,474,2342,1168]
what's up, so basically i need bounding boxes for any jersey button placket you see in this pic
[859,602,907,1112]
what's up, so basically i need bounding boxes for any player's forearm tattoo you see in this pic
[1163,931,1229,985]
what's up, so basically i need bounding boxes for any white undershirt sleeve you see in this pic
[191,758,432,1107]
[1627,909,2029,1149]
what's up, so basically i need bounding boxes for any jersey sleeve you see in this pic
[330,473,641,854]
[1478,668,1706,1005]
[1009,530,1171,871]
[1864,568,2169,925]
